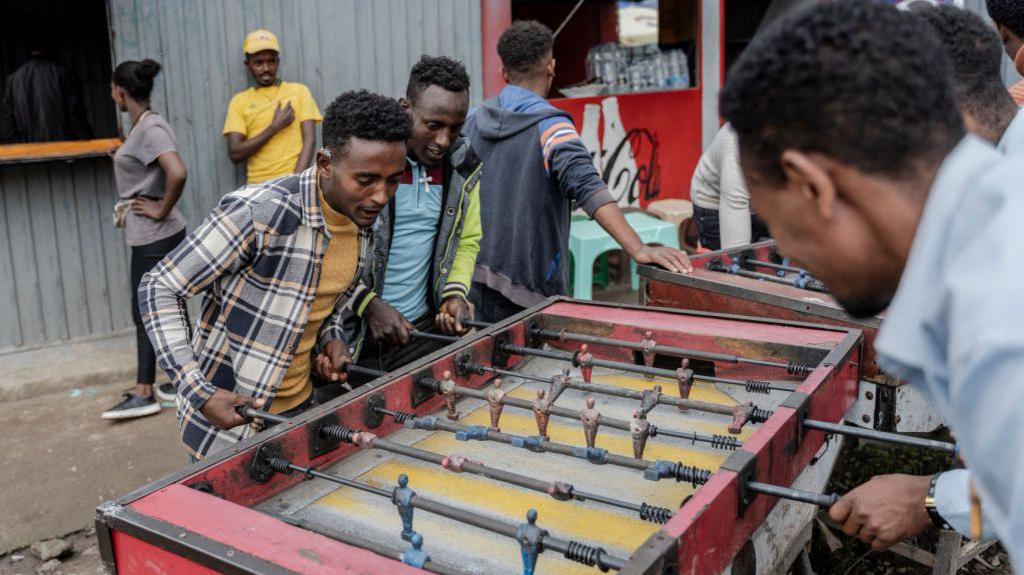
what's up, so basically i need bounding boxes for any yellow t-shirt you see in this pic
[222,81,322,184]
[271,190,359,414]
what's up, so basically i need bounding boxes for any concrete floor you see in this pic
[0,379,182,553]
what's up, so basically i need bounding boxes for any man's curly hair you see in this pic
[498,20,553,78]
[322,90,411,156]
[720,0,964,185]
[406,55,470,102]
[917,6,1015,135]
[986,0,1024,38]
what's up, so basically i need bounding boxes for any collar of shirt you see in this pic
[874,136,1002,399]
[997,108,1024,155]
[399,156,444,186]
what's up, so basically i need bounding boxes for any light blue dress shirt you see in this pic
[381,159,442,321]
[875,136,1024,559]
[998,108,1024,155]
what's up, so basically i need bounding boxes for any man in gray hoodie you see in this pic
[464,20,691,322]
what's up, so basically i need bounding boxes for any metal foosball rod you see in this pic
[339,365,954,453]
[366,406,840,510]
[528,326,813,376]
[499,341,797,394]
[242,407,674,524]
[260,453,627,573]
[462,319,812,379]
[458,357,763,428]
[706,259,828,293]
[273,513,461,574]
[741,258,810,276]
[418,374,759,444]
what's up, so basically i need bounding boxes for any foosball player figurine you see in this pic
[577,344,594,383]
[639,385,662,418]
[486,378,505,431]
[440,370,460,421]
[532,389,551,440]
[391,474,416,542]
[630,410,651,459]
[549,367,571,403]
[676,358,694,409]
[516,509,543,575]
[641,331,657,378]
[729,402,755,434]
[580,397,601,448]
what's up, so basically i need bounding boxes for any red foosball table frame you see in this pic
[96,298,861,575]
[638,241,934,433]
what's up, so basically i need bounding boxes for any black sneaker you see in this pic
[101,393,162,420]
[155,383,176,403]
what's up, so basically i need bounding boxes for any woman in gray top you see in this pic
[102,59,188,420]
[689,124,770,250]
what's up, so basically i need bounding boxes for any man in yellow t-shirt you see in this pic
[223,29,322,184]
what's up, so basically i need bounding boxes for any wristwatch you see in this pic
[924,473,952,530]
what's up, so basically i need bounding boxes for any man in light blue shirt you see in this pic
[720,1,1024,563]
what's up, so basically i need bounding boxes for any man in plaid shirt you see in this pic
[139,90,411,459]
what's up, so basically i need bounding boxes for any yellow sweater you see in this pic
[271,191,359,413]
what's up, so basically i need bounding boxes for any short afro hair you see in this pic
[720,0,963,186]
[405,55,470,102]
[917,6,1015,133]
[321,90,411,156]
[986,0,1024,38]
[498,20,553,78]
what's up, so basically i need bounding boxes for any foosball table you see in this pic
[97,298,959,574]
[639,240,941,433]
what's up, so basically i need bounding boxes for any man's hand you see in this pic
[631,245,693,274]
[270,101,295,132]
[200,389,265,429]
[132,197,166,220]
[364,297,412,347]
[436,296,470,335]
[828,474,933,550]
[315,339,351,383]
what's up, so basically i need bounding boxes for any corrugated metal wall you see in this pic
[0,0,483,352]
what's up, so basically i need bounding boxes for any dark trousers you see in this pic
[130,230,187,384]
[692,205,771,251]
[469,282,526,324]
[356,313,447,373]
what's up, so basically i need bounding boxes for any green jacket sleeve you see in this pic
[442,175,482,300]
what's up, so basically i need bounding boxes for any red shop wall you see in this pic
[551,89,703,209]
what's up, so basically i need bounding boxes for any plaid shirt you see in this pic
[139,167,374,458]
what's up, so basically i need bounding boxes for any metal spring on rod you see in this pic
[711,435,740,451]
[672,463,712,487]
[417,377,443,393]
[639,503,673,524]
[805,278,827,292]
[562,541,606,567]
[501,343,532,357]
[268,457,292,474]
[787,362,811,376]
[533,327,561,340]
[387,409,416,424]
[321,425,356,443]
[750,407,774,424]
[744,380,771,394]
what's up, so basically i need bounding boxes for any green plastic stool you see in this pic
[568,211,679,300]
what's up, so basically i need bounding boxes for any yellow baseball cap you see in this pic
[243,29,280,55]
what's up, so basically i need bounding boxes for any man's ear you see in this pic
[500,64,510,84]
[547,58,556,78]
[399,97,410,112]
[315,149,332,174]
[780,149,837,221]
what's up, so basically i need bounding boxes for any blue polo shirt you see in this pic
[380,159,444,320]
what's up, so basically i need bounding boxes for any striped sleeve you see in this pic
[538,117,614,217]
